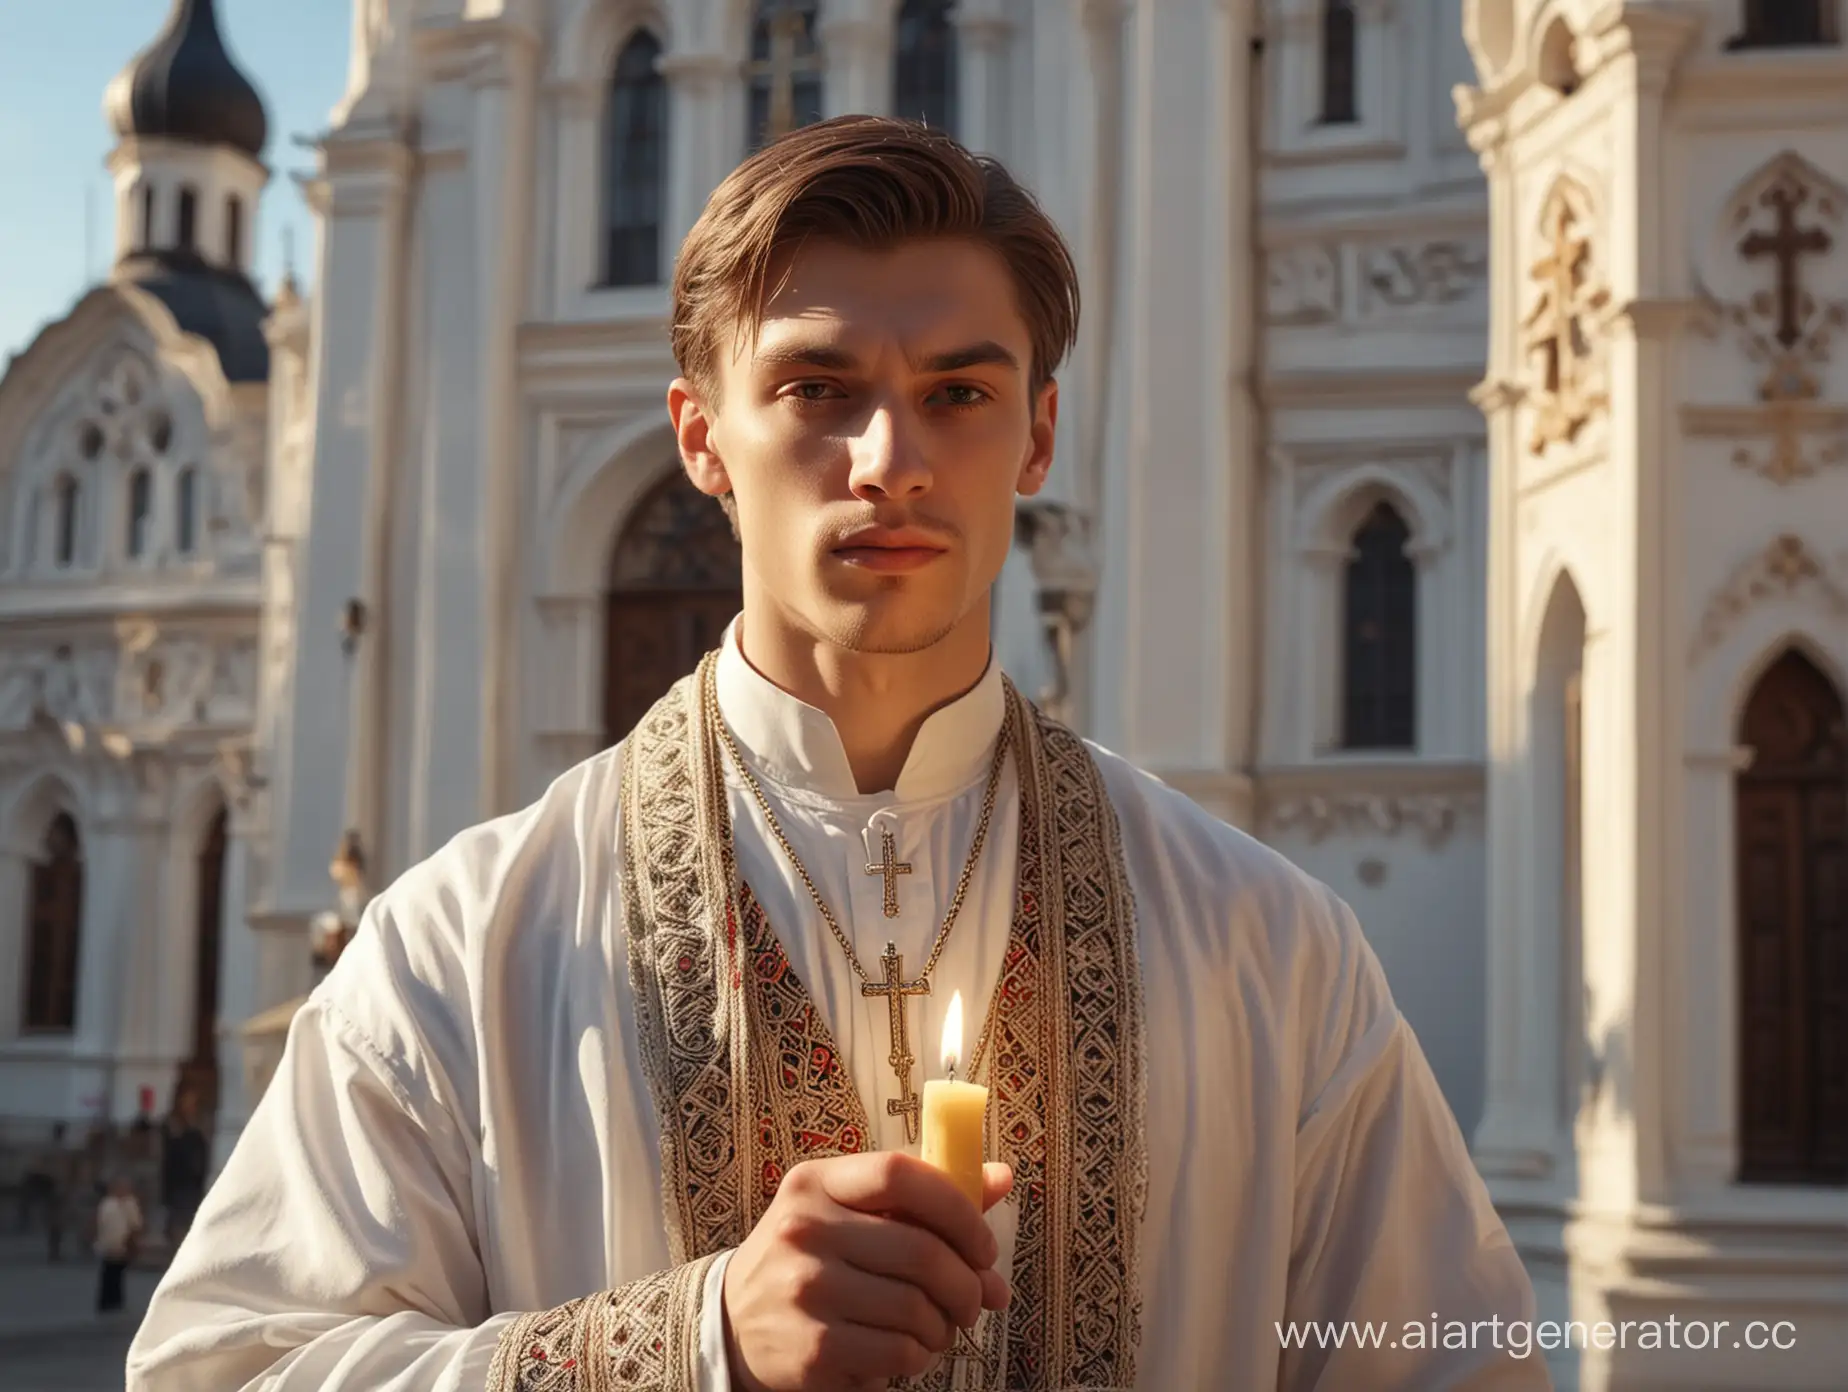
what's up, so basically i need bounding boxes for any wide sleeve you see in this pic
[1278,888,1552,1391]
[126,871,734,1392]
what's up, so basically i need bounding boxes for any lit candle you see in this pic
[921,991,987,1209]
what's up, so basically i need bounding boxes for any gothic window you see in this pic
[23,813,83,1034]
[1735,649,1847,1185]
[177,186,198,253]
[176,466,198,555]
[1340,501,1416,749]
[127,467,153,559]
[54,474,80,568]
[747,0,825,152]
[604,468,744,744]
[1729,0,1838,47]
[1320,0,1359,124]
[893,0,958,132]
[601,31,668,288]
[225,194,244,266]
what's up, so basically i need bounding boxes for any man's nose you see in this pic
[847,403,932,500]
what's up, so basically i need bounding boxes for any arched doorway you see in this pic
[603,469,743,744]
[174,804,227,1122]
[23,813,83,1034]
[1734,648,1847,1185]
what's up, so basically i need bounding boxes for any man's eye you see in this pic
[787,382,838,404]
[936,385,988,407]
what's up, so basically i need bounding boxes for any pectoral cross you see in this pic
[864,827,913,919]
[861,941,929,1143]
[1741,180,1833,350]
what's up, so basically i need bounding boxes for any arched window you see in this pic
[747,0,825,151]
[1735,648,1847,1184]
[1340,501,1416,749]
[177,185,198,253]
[894,0,958,133]
[176,466,198,555]
[137,183,155,250]
[1320,0,1359,124]
[54,474,81,568]
[601,31,668,288]
[1729,0,1837,48]
[225,194,244,267]
[23,813,84,1034]
[127,467,153,559]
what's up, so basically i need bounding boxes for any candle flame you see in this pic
[941,990,964,1075]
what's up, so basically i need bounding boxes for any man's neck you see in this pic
[736,606,993,794]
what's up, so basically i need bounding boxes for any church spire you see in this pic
[105,0,269,160]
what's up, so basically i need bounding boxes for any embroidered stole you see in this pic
[616,653,1148,1390]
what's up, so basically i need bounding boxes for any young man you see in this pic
[128,117,1545,1391]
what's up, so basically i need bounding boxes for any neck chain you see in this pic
[700,657,1011,1141]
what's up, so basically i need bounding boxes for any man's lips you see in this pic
[831,545,946,573]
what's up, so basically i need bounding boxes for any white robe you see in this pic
[128,626,1547,1390]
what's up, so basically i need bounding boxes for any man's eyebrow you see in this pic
[750,343,860,372]
[748,340,1022,374]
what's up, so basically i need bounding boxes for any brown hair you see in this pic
[671,115,1081,405]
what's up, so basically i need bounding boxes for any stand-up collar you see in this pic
[712,616,1005,802]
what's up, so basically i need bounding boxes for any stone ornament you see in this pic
[1690,534,1848,663]
[1521,178,1610,455]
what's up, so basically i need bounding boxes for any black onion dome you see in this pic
[106,0,268,159]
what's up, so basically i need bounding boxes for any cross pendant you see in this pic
[861,940,929,1144]
[863,827,913,919]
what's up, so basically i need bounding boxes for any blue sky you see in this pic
[0,0,352,364]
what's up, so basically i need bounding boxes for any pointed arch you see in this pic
[602,467,742,744]
[1340,500,1417,749]
[1733,648,1847,1184]
[601,29,668,287]
[21,810,84,1034]
[894,0,958,132]
[1531,569,1589,1148]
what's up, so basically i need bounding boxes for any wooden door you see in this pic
[602,470,743,745]
[23,814,83,1034]
[1736,649,1847,1185]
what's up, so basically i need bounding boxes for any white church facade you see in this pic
[0,0,1841,1387]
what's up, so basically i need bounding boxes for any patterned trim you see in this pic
[617,656,1147,1390]
[486,1252,719,1391]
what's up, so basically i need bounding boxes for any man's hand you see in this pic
[721,1153,1013,1392]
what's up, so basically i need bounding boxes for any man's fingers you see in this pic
[818,1153,998,1269]
[981,1162,1013,1213]
[822,1323,937,1384]
[806,1265,955,1353]
[829,1209,985,1328]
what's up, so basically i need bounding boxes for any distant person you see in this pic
[159,1088,209,1245]
[94,1176,144,1315]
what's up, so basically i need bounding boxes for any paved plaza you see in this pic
[0,1233,154,1390]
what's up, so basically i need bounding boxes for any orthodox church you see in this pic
[0,0,1842,1388]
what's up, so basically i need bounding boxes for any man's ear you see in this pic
[668,378,731,499]
[1016,379,1058,498]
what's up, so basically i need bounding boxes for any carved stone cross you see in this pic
[1741,180,1833,350]
[861,941,929,1143]
[1522,193,1608,453]
[864,827,913,919]
[744,1,823,143]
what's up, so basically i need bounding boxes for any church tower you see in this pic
[1458,3,1846,1388]
[104,0,270,289]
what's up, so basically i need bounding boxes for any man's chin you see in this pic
[810,599,963,657]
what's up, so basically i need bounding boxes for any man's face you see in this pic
[673,237,1056,656]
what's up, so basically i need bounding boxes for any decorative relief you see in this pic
[0,631,260,735]
[1357,240,1488,316]
[1690,534,1848,662]
[1695,154,1848,484]
[1521,179,1610,454]
[1265,244,1341,324]
[1266,791,1482,848]
[1265,237,1489,326]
